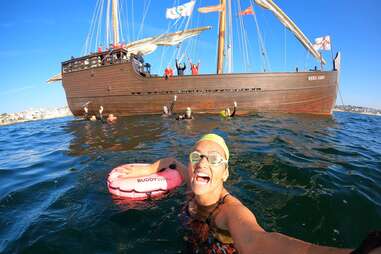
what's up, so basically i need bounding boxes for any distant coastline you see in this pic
[334,105,381,116]
[0,106,72,126]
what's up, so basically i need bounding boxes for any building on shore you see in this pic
[0,106,72,126]
[334,105,381,115]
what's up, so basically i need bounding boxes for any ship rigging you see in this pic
[48,0,341,116]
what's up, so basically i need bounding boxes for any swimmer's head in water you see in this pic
[90,115,97,121]
[107,114,117,121]
[189,134,229,195]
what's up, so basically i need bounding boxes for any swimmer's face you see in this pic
[188,140,228,196]
[186,108,191,118]
[107,114,116,121]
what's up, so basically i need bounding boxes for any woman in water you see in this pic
[123,134,378,254]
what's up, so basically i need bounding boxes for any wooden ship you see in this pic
[49,0,341,116]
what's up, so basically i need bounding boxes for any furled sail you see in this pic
[47,73,62,84]
[126,26,211,57]
[255,0,326,64]
[125,37,159,56]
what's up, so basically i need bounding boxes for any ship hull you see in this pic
[62,61,339,116]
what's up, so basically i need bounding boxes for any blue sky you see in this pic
[0,0,380,113]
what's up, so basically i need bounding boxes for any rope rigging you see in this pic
[117,0,125,44]
[250,0,270,72]
[82,0,103,55]
[160,0,198,72]
[130,0,135,41]
[106,0,111,46]
[79,0,305,76]
[137,0,152,40]
[226,0,234,73]
[237,0,252,72]
[283,26,287,70]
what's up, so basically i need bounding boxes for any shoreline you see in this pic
[0,114,73,126]
[333,109,381,117]
[0,106,72,126]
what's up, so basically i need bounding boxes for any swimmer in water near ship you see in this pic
[122,134,380,254]
[107,114,117,123]
[176,107,193,120]
[162,95,177,117]
[220,101,237,119]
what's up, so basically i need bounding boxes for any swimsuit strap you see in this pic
[185,193,230,224]
[206,193,230,225]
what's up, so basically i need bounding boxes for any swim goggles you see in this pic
[189,151,227,166]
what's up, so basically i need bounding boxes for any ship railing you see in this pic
[62,48,128,73]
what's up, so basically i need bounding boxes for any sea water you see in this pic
[0,112,380,253]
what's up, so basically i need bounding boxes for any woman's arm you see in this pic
[222,202,352,254]
[230,102,237,117]
[120,157,188,182]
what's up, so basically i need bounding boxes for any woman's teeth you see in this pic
[195,172,210,184]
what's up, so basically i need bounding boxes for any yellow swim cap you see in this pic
[197,134,229,160]
[219,110,227,117]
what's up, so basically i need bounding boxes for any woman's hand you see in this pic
[116,157,186,179]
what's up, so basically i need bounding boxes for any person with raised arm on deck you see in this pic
[176,58,186,76]
[189,59,200,75]
[164,65,174,80]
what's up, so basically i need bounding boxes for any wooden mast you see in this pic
[217,0,226,74]
[112,0,120,45]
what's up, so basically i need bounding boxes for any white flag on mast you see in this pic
[166,1,196,19]
[313,36,331,51]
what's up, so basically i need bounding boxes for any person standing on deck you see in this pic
[176,58,186,76]
[164,66,174,80]
[189,60,200,75]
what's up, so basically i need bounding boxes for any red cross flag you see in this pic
[313,36,331,51]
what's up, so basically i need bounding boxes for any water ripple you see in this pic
[0,112,380,253]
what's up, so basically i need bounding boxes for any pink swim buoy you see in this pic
[107,163,183,200]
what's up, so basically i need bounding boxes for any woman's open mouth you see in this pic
[195,172,210,184]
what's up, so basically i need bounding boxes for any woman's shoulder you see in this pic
[216,193,264,232]
[223,193,243,207]
[214,193,244,219]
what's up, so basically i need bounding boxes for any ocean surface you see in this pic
[0,112,380,253]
